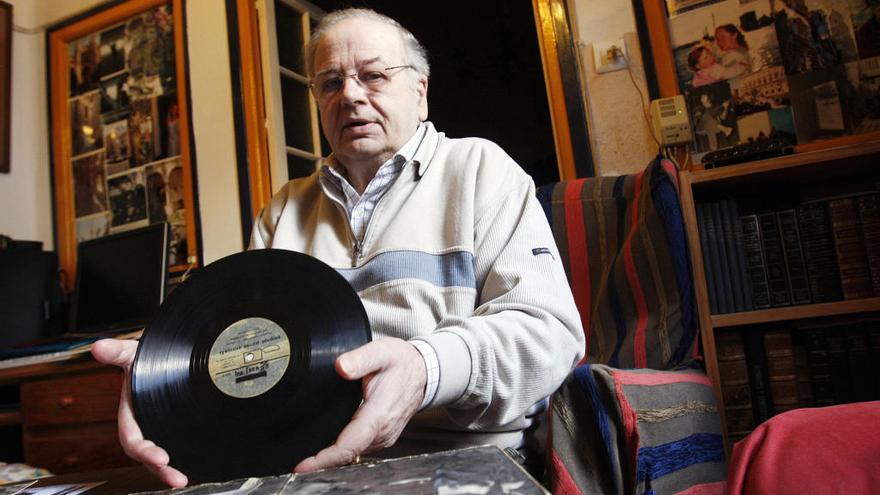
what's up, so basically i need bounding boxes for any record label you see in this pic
[207,317,291,398]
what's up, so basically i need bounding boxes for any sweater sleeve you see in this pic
[412,171,585,430]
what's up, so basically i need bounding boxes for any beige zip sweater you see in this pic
[250,122,584,451]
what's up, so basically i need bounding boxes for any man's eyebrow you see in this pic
[314,57,385,77]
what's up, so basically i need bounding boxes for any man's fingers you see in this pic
[335,339,393,380]
[91,339,139,370]
[146,463,188,488]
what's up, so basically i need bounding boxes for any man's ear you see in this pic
[417,77,429,121]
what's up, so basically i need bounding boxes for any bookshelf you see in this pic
[678,140,880,452]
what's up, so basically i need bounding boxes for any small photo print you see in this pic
[76,213,110,243]
[108,169,148,227]
[687,80,740,152]
[98,24,127,78]
[103,119,131,164]
[100,72,130,121]
[666,0,727,17]
[852,2,880,58]
[788,67,853,141]
[72,151,109,218]
[145,157,182,224]
[169,221,188,267]
[158,93,182,158]
[735,106,797,142]
[847,57,880,132]
[730,66,791,116]
[773,0,859,75]
[669,0,752,89]
[125,5,176,87]
[129,97,161,166]
[70,91,103,157]
[69,34,101,96]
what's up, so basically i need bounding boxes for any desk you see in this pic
[0,354,134,473]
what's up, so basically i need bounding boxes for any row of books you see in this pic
[696,191,880,315]
[716,318,880,443]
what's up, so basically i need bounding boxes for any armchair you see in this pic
[537,156,727,495]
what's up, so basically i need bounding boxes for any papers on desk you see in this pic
[133,446,548,495]
[0,330,143,370]
[16,482,105,495]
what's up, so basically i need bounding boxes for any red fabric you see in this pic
[726,401,880,495]
[624,171,649,368]
[613,368,712,387]
[563,179,591,360]
[547,447,583,495]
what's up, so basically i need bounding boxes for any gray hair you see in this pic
[306,8,430,81]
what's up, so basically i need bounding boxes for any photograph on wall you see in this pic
[103,118,131,168]
[108,169,147,229]
[98,24,127,77]
[735,105,797,141]
[773,0,859,75]
[125,5,175,98]
[788,66,854,140]
[666,0,728,17]
[99,72,130,122]
[851,2,880,58]
[129,97,160,166]
[69,33,101,96]
[168,221,188,267]
[76,213,110,243]
[145,158,183,224]
[158,92,181,158]
[687,80,740,152]
[70,90,103,157]
[72,151,109,218]
[729,66,791,115]
[843,57,880,132]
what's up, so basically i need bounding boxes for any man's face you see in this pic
[715,28,736,51]
[312,18,428,168]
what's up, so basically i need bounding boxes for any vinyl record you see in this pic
[131,249,370,482]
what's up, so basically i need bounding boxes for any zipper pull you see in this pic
[353,239,363,266]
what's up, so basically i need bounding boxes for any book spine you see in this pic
[697,203,720,315]
[711,202,735,314]
[845,325,873,402]
[729,200,754,311]
[793,337,814,408]
[716,330,755,440]
[798,203,843,303]
[763,328,798,414]
[826,330,853,404]
[777,209,812,304]
[857,193,880,295]
[828,197,873,299]
[721,199,750,312]
[758,212,791,307]
[741,214,772,309]
[803,328,836,406]
[743,330,773,424]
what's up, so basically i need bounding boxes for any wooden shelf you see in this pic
[711,297,880,328]
[0,408,22,426]
[687,139,880,185]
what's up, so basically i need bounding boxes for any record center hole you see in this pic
[244,352,255,362]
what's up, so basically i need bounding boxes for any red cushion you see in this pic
[726,401,880,494]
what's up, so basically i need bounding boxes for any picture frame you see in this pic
[0,1,11,174]
[48,0,198,291]
[635,0,880,158]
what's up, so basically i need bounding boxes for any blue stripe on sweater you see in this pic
[337,250,476,292]
[636,432,724,482]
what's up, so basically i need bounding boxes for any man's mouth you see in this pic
[344,120,372,129]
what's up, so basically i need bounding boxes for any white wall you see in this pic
[0,0,242,264]
[569,0,658,176]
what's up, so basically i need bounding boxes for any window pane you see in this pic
[287,153,317,179]
[280,76,312,151]
[274,0,305,74]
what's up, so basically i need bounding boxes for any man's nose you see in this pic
[340,74,368,102]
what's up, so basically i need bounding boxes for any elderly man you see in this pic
[93,8,583,487]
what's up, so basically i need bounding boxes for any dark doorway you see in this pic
[307,0,560,186]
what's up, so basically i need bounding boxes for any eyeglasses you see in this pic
[309,65,415,100]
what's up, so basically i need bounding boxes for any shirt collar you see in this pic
[321,122,427,186]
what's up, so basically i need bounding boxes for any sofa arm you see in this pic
[547,363,726,495]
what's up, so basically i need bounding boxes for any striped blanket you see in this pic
[537,156,697,369]
[538,156,726,494]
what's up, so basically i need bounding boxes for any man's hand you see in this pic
[91,339,188,488]
[293,337,427,472]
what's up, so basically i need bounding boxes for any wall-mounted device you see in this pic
[650,95,693,145]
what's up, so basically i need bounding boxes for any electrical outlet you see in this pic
[593,38,627,74]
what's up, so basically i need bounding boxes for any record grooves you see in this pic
[132,249,370,482]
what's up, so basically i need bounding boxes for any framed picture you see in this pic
[0,1,11,174]
[636,0,880,158]
[48,0,197,290]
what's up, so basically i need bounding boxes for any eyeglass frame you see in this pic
[308,65,416,100]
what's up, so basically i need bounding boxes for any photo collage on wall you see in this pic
[667,0,880,156]
[68,4,188,266]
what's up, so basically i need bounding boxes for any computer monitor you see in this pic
[71,222,170,334]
